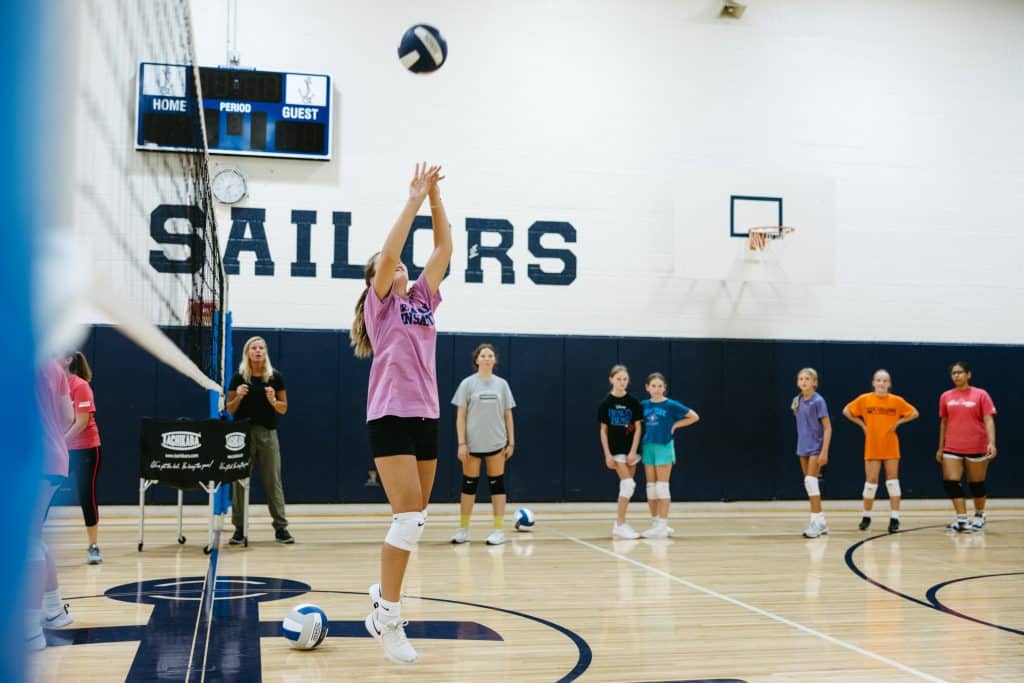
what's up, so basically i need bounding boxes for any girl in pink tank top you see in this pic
[349,163,451,665]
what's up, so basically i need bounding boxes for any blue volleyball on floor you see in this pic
[514,507,535,531]
[281,603,329,650]
[398,24,448,73]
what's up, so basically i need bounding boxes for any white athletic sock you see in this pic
[862,509,872,517]
[376,596,401,623]
[812,513,825,523]
[890,510,900,519]
[42,590,62,618]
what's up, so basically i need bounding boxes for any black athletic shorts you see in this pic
[368,416,439,460]
[470,448,504,458]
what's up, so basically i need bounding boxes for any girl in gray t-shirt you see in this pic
[450,344,516,546]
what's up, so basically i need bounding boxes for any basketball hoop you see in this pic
[747,226,795,251]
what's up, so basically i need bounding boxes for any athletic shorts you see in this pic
[612,453,638,464]
[470,448,503,458]
[943,452,988,463]
[642,442,676,466]
[367,416,439,460]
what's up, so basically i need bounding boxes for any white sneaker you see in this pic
[485,530,505,545]
[41,604,73,628]
[369,583,381,611]
[971,513,986,530]
[803,520,828,538]
[946,518,972,533]
[641,522,668,539]
[661,519,676,536]
[365,611,418,664]
[613,523,640,540]
[450,527,470,544]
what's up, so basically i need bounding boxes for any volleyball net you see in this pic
[39,0,227,393]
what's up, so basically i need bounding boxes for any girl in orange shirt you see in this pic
[842,369,919,532]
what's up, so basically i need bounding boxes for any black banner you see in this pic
[139,418,251,486]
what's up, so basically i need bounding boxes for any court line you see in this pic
[845,527,1024,636]
[561,532,948,683]
[183,528,221,683]
[925,572,1024,636]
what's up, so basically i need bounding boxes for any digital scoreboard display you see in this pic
[135,62,331,160]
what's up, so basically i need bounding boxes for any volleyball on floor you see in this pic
[281,604,329,650]
[398,24,448,73]
[514,507,535,531]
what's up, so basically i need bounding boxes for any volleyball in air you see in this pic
[398,24,448,73]
[280,604,329,650]
[514,507,536,531]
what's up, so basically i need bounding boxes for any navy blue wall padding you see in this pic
[563,336,618,500]
[81,326,1023,505]
[507,336,565,501]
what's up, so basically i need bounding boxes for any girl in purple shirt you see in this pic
[350,163,450,665]
[791,368,832,539]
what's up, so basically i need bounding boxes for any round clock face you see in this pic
[211,168,248,204]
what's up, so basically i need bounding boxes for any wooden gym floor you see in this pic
[31,501,1024,682]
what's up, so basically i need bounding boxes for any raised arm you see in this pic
[421,172,451,294]
[373,163,443,300]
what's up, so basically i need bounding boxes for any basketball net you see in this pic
[747,226,795,251]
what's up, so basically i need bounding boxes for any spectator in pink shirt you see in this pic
[62,351,104,564]
[937,361,997,532]
[349,163,450,665]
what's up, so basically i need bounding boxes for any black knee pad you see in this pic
[461,476,480,495]
[943,479,964,499]
[968,481,986,498]
[488,474,506,495]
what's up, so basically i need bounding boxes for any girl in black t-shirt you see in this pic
[597,364,644,540]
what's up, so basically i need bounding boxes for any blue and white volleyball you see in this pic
[281,604,329,650]
[398,24,448,74]
[514,507,536,531]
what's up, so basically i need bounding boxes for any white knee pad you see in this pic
[646,483,658,500]
[862,482,878,500]
[618,478,636,500]
[384,511,425,551]
[654,481,670,501]
[804,475,820,497]
[886,479,901,497]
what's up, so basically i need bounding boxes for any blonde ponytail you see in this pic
[350,253,379,358]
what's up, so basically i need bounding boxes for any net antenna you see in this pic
[747,226,796,252]
[62,0,228,397]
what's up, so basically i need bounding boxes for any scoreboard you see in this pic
[135,62,331,161]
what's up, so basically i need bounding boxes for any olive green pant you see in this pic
[232,425,288,531]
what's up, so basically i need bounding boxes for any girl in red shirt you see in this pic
[63,352,103,565]
[937,361,997,532]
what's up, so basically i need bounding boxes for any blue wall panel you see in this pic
[670,340,725,501]
[276,330,339,502]
[563,337,620,501]
[337,339,373,502]
[80,326,1024,505]
[506,336,565,501]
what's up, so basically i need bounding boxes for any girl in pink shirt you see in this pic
[63,351,103,565]
[349,163,450,665]
[937,361,997,532]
